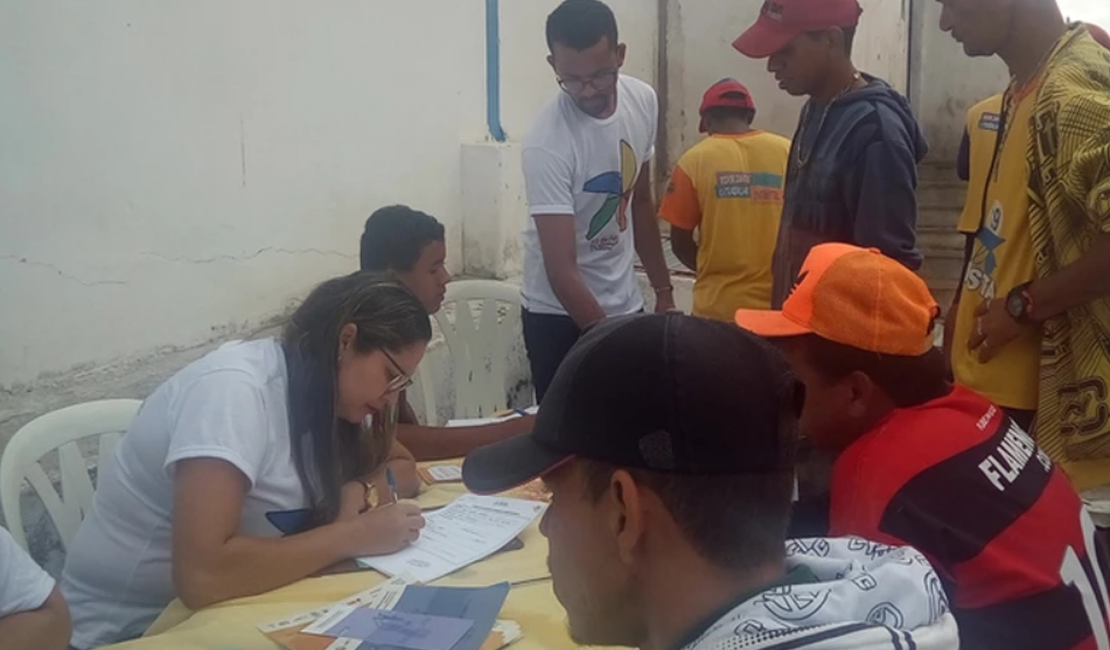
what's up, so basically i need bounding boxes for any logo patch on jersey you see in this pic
[715,171,784,201]
[979,112,1002,132]
[583,140,637,240]
[967,200,1007,299]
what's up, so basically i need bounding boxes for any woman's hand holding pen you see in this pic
[335,480,425,557]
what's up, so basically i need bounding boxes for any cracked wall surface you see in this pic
[0,0,658,392]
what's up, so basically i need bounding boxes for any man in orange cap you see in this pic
[736,243,1110,650]
[659,79,789,320]
[733,0,927,310]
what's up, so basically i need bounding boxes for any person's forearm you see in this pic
[548,268,607,328]
[174,521,354,610]
[633,198,673,290]
[397,417,533,461]
[0,592,71,650]
[1028,233,1110,321]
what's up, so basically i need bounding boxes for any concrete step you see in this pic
[918,162,961,184]
[918,180,967,211]
[918,204,962,230]
[917,225,965,254]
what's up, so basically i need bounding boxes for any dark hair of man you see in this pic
[703,105,757,126]
[546,0,619,51]
[580,460,793,571]
[360,205,445,273]
[794,334,951,408]
[806,26,856,57]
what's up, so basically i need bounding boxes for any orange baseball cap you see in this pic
[734,243,940,356]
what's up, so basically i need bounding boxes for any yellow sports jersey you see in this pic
[952,85,1042,410]
[659,131,790,322]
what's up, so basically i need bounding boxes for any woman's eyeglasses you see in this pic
[557,70,619,95]
[381,349,414,394]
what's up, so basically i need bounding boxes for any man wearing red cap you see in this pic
[736,243,1110,650]
[734,0,927,310]
[658,79,789,320]
[938,2,1110,518]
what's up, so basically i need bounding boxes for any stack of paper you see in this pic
[357,495,547,584]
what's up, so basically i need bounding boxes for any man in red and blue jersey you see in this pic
[737,243,1110,650]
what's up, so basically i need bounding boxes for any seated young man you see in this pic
[1,526,72,650]
[736,243,1110,650]
[463,312,957,650]
[361,205,533,460]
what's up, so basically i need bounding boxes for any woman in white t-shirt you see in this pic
[61,273,431,649]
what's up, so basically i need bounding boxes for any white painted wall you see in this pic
[0,0,657,389]
[662,0,909,169]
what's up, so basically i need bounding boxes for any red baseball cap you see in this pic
[698,78,756,132]
[734,0,863,59]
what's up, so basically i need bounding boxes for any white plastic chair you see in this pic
[0,399,141,552]
[416,280,525,423]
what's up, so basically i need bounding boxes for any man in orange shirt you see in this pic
[660,79,790,320]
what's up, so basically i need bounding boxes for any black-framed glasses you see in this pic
[381,349,414,394]
[557,69,619,95]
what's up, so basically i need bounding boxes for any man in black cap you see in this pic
[463,313,959,650]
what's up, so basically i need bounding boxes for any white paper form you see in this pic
[357,495,547,583]
[446,406,538,428]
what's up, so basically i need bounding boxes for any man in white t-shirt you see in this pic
[521,0,674,401]
[0,525,72,650]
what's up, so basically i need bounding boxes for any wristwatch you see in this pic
[1005,282,1034,324]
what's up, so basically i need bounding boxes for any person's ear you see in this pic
[609,469,644,566]
[616,42,627,68]
[844,370,876,419]
[547,54,556,73]
[337,323,358,359]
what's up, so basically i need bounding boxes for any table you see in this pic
[103,471,577,650]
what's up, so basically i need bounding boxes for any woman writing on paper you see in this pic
[61,273,429,649]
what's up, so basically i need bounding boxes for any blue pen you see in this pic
[386,467,399,504]
[512,409,529,418]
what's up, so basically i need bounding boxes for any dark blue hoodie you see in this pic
[770,75,928,308]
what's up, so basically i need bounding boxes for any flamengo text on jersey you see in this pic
[979,420,1053,492]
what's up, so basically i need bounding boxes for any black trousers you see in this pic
[521,308,582,403]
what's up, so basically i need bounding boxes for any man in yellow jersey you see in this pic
[940,0,1110,501]
[659,79,790,320]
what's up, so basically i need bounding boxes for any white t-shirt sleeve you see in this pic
[164,370,270,487]
[522,146,576,216]
[0,526,55,617]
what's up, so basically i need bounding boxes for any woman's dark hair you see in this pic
[546,0,618,52]
[361,205,445,272]
[282,272,433,526]
[796,334,950,408]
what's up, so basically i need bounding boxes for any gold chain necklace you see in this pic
[793,72,862,170]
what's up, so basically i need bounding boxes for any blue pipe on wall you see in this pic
[485,0,507,142]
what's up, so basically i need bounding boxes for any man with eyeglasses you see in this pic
[520,0,674,402]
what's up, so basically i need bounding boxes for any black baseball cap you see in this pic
[462,313,802,494]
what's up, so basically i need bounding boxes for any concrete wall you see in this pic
[661,0,909,174]
[0,0,657,394]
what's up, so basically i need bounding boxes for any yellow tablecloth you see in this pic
[102,475,576,650]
